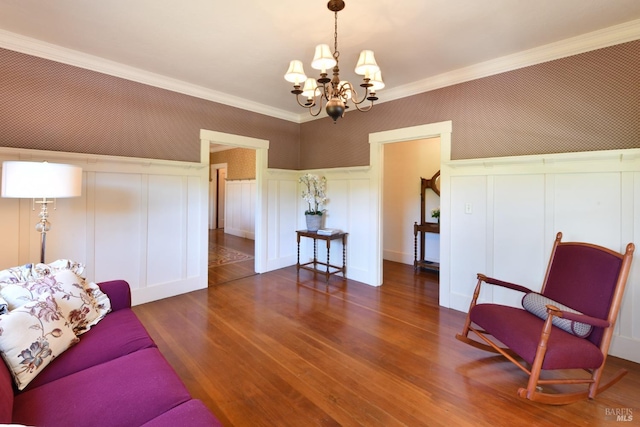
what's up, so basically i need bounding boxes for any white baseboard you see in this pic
[131,276,206,306]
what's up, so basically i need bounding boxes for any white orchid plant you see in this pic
[299,173,327,216]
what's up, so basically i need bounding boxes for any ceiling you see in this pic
[1,0,640,123]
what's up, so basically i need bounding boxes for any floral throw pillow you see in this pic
[0,292,79,390]
[34,259,87,279]
[0,263,37,285]
[0,269,111,336]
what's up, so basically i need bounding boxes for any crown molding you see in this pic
[0,29,300,123]
[1,18,639,126]
[381,18,640,105]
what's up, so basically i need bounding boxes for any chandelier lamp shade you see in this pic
[1,161,83,263]
[284,0,384,123]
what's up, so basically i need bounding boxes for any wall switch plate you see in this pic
[465,203,473,214]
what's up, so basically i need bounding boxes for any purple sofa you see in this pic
[0,280,222,427]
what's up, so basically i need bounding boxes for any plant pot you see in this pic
[305,214,322,232]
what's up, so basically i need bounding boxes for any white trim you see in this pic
[0,147,206,174]
[199,130,268,273]
[0,29,299,123]
[2,18,639,125]
[380,19,640,107]
[369,121,453,306]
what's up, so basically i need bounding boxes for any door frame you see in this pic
[200,130,269,273]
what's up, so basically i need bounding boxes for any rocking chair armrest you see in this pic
[477,274,533,294]
[545,305,611,328]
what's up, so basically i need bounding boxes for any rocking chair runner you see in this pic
[456,232,634,404]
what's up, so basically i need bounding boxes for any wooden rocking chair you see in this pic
[456,232,634,404]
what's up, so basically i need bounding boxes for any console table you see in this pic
[296,230,348,282]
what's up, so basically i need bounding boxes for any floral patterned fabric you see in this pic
[0,292,79,390]
[0,269,110,336]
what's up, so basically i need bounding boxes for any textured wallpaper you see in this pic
[0,48,300,168]
[210,148,256,180]
[1,39,638,171]
[300,39,640,168]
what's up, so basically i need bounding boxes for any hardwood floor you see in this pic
[132,261,640,426]
[208,229,256,285]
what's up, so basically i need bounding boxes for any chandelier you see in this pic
[284,0,384,123]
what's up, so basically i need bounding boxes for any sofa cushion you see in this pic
[0,293,79,390]
[0,269,110,336]
[141,400,223,427]
[24,308,157,390]
[522,292,593,338]
[470,303,604,370]
[13,348,192,427]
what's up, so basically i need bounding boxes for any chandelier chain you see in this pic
[333,11,339,61]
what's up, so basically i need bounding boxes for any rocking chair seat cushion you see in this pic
[521,292,593,338]
[470,303,604,370]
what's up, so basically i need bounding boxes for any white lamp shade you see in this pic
[311,44,336,71]
[302,78,318,98]
[370,70,385,91]
[284,60,307,85]
[1,161,82,199]
[354,50,380,77]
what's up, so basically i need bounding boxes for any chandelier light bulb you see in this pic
[284,60,307,85]
[311,44,337,72]
[370,70,385,91]
[355,50,379,77]
[302,78,318,98]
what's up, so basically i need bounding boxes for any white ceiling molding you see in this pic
[2,18,639,126]
[0,29,299,123]
[376,18,640,107]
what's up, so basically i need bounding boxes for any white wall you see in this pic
[383,138,440,265]
[225,179,255,240]
[444,149,640,363]
[0,147,209,306]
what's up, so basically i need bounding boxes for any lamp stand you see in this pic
[34,198,53,264]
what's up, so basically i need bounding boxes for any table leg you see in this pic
[342,234,347,278]
[296,233,301,272]
[313,239,318,269]
[326,239,331,281]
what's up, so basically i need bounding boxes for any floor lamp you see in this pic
[1,161,83,264]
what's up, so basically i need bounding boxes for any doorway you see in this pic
[382,137,441,268]
[209,163,227,230]
[369,121,452,307]
[201,130,269,283]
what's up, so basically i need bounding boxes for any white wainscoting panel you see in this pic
[0,147,209,306]
[225,180,256,240]
[93,172,144,289]
[449,175,488,307]
[445,148,640,363]
[147,175,186,286]
[265,170,298,271]
[491,174,547,307]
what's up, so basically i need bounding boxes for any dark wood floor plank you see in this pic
[133,257,640,427]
